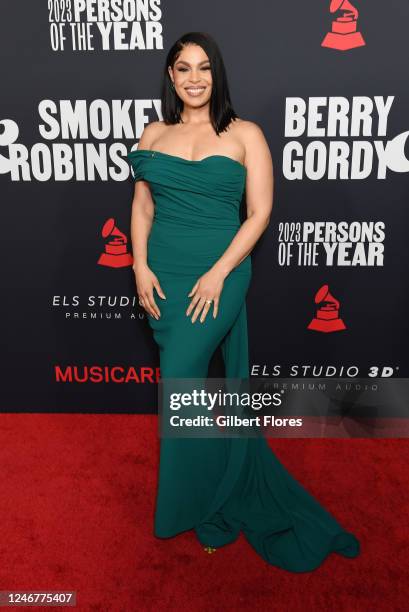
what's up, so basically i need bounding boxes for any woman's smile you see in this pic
[185,86,206,97]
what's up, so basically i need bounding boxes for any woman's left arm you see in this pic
[214,121,274,273]
[186,122,274,323]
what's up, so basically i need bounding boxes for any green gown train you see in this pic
[127,148,360,572]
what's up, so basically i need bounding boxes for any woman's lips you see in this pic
[185,87,206,96]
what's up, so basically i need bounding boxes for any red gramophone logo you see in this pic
[97,217,133,268]
[308,284,346,332]
[321,0,366,51]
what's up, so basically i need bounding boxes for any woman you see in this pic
[127,32,360,571]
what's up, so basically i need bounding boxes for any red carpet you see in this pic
[0,414,407,611]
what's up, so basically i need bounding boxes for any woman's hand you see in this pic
[186,267,226,323]
[133,262,166,320]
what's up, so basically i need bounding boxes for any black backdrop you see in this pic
[1,1,408,413]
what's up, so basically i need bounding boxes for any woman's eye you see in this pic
[176,66,210,72]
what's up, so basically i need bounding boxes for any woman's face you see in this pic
[168,43,213,108]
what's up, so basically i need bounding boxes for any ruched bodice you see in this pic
[127,149,251,276]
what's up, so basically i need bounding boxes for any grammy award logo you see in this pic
[321,0,366,51]
[307,284,346,332]
[97,217,134,268]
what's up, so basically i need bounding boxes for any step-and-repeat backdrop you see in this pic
[1,1,408,412]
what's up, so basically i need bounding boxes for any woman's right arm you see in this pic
[130,124,166,320]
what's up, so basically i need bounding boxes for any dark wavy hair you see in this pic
[160,32,238,135]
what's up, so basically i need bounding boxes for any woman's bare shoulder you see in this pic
[231,118,266,141]
[231,118,272,166]
[137,121,169,149]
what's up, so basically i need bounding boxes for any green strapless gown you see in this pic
[127,148,360,572]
